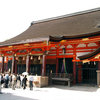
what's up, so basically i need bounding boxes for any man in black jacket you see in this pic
[23,75,27,90]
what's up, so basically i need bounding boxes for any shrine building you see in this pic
[1,7,100,85]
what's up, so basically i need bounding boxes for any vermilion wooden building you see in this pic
[0,8,100,85]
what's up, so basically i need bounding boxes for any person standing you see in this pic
[0,73,2,94]
[29,73,33,90]
[9,74,12,88]
[12,74,16,90]
[23,75,27,90]
[20,75,24,88]
[2,74,5,88]
[5,72,9,88]
[17,74,21,88]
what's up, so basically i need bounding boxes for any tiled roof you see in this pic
[78,47,100,60]
[1,7,100,46]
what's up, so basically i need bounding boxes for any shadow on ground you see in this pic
[47,85,99,92]
[0,92,38,100]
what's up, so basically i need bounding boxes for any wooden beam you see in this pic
[46,55,73,59]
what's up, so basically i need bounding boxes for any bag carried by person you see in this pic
[1,79,4,84]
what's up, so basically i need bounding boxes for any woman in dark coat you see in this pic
[23,75,27,89]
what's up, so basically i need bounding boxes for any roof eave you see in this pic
[0,37,49,47]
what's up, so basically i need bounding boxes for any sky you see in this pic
[0,0,100,42]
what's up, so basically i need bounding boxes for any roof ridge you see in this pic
[33,7,100,24]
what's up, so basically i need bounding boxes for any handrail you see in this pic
[46,73,74,80]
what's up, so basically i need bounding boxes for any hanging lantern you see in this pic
[94,61,96,65]
[38,55,41,60]
[31,56,33,60]
[23,57,25,60]
[16,57,18,60]
[51,70,52,73]
[15,54,16,56]
[30,52,31,55]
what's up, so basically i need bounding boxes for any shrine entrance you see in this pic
[17,64,26,74]
[77,62,97,85]
[30,64,41,75]
[46,64,56,73]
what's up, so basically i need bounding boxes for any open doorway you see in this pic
[77,62,97,85]
[83,69,89,83]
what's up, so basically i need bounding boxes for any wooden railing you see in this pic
[46,73,74,86]
[46,73,74,79]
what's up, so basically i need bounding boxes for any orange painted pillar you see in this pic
[42,55,46,76]
[73,44,76,84]
[98,61,100,70]
[5,58,8,72]
[1,56,4,73]
[56,47,59,75]
[73,62,76,84]
[26,55,30,74]
[15,60,17,74]
[12,56,15,74]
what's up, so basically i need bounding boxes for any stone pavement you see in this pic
[0,85,100,100]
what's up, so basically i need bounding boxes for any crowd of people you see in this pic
[0,72,34,94]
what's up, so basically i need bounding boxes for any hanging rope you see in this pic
[61,62,64,73]
[61,58,67,74]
